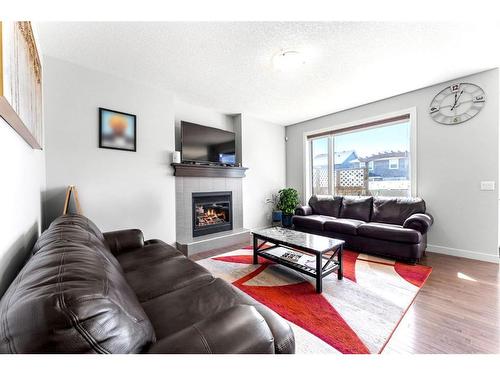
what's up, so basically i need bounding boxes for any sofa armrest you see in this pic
[252,304,295,354]
[295,205,313,216]
[103,229,144,255]
[403,213,434,235]
[147,305,275,354]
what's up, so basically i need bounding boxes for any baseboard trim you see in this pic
[426,244,499,264]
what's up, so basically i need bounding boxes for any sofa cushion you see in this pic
[143,278,295,354]
[324,218,365,235]
[339,196,373,222]
[292,215,330,231]
[0,220,155,354]
[124,256,214,302]
[147,305,275,354]
[142,278,245,339]
[142,278,295,354]
[116,240,183,272]
[142,277,295,354]
[32,215,123,272]
[33,215,106,254]
[357,222,422,244]
[308,195,343,217]
[372,197,426,225]
[49,214,105,241]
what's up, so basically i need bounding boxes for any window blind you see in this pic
[306,113,410,140]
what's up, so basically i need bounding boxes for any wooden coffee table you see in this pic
[252,227,344,293]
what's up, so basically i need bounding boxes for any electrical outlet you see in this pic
[480,181,495,191]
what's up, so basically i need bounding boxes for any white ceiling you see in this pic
[36,22,499,125]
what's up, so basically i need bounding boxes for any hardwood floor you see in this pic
[384,252,499,354]
[190,243,500,354]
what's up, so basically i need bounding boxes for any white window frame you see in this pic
[303,107,417,201]
[368,161,374,171]
[389,158,399,169]
[309,136,332,196]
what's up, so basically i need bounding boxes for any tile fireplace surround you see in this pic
[175,176,249,256]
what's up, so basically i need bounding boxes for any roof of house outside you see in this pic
[359,151,409,162]
[313,150,357,166]
[314,150,409,166]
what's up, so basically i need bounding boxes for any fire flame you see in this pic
[197,207,226,226]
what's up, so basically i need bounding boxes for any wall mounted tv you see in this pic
[181,121,236,165]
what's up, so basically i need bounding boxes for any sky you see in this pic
[312,122,410,158]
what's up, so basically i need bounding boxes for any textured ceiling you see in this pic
[36,22,499,125]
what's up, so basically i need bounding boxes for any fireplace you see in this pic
[192,191,233,237]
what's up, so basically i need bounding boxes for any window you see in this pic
[308,112,414,197]
[389,158,399,169]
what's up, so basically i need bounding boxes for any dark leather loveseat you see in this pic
[0,214,294,354]
[293,195,433,263]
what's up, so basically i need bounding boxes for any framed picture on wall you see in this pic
[99,107,137,152]
[0,21,43,149]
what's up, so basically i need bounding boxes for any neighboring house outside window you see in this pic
[360,151,409,180]
[389,158,399,169]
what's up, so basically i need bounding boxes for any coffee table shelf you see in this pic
[257,247,338,276]
[252,227,345,293]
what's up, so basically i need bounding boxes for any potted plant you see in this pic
[266,194,282,223]
[277,188,300,227]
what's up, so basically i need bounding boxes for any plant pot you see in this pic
[281,214,293,228]
[272,210,282,222]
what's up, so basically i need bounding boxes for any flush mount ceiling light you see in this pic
[273,50,306,72]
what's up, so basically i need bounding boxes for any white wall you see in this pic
[240,114,286,229]
[43,56,176,244]
[0,119,45,297]
[286,69,499,263]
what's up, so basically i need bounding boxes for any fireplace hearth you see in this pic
[192,192,233,237]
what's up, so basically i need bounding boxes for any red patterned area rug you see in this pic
[197,246,432,354]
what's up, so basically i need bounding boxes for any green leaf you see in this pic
[276,188,300,215]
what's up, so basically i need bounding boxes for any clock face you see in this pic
[429,83,485,125]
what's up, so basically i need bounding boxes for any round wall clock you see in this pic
[429,82,486,125]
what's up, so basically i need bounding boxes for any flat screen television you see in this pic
[181,121,236,165]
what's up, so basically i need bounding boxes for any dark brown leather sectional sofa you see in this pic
[0,214,294,354]
[293,195,433,263]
